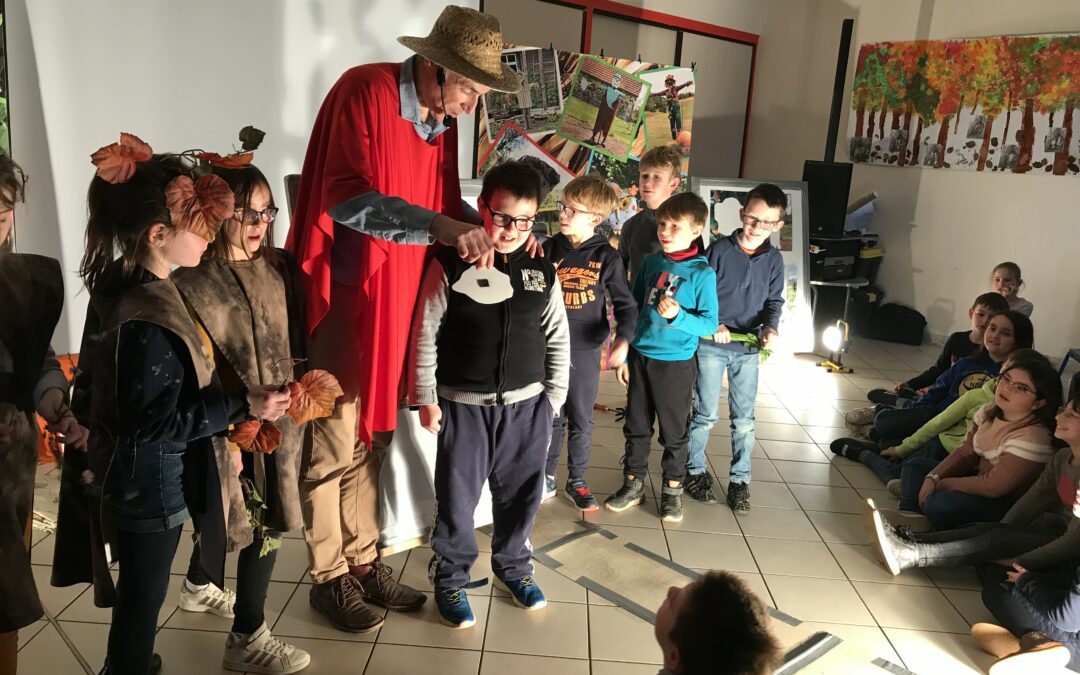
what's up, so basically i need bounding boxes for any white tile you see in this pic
[852,581,970,632]
[806,511,872,545]
[484,598,589,659]
[772,460,850,486]
[884,627,996,675]
[942,588,997,626]
[758,440,831,463]
[588,605,662,664]
[665,531,758,572]
[796,621,903,666]
[763,575,875,626]
[735,506,821,541]
[753,422,814,443]
[365,643,480,675]
[788,484,868,514]
[15,624,87,675]
[480,653,589,675]
[746,537,844,579]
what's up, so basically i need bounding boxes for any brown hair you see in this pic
[656,192,708,230]
[80,155,185,293]
[985,355,1062,432]
[992,261,1024,289]
[672,571,781,675]
[639,145,682,177]
[0,153,27,210]
[562,174,618,220]
[205,164,278,263]
[972,291,1009,313]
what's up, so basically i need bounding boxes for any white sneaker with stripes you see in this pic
[223,623,311,674]
[178,581,236,619]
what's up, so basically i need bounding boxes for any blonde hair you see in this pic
[639,145,682,177]
[562,174,619,219]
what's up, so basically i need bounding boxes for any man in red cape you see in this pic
[286,5,521,633]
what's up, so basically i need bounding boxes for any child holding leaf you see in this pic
[174,157,332,674]
[65,135,292,675]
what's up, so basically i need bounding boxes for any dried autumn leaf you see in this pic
[287,369,344,425]
[165,174,235,241]
[228,419,283,454]
[196,151,254,169]
[90,132,153,184]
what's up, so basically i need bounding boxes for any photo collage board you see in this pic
[476,44,696,235]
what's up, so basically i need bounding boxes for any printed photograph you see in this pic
[484,46,564,141]
[555,55,650,161]
[477,122,576,212]
[640,67,695,151]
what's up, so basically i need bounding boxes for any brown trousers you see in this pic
[299,282,393,584]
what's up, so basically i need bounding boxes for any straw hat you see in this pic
[398,5,520,93]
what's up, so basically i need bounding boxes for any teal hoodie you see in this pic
[630,251,719,361]
[896,377,997,457]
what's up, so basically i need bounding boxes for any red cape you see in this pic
[287,62,462,444]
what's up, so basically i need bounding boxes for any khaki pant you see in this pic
[300,281,393,584]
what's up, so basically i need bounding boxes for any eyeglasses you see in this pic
[741,213,784,230]
[234,207,278,226]
[998,371,1035,396]
[557,201,598,220]
[487,208,535,232]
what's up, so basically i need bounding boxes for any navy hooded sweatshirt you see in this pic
[543,233,637,351]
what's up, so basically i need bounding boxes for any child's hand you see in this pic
[615,364,630,388]
[761,328,778,350]
[657,295,680,319]
[892,382,906,393]
[247,385,292,421]
[232,449,244,475]
[47,414,89,452]
[523,233,544,259]
[918,478,936,507]
[608,338,629,368]
[880,447,898,459]
[712,324,731,344]
[1006,562,1028,584]
[420,404,442,435]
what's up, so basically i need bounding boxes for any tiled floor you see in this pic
[21,337,1074,674]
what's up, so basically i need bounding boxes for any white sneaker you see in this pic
[844,405,877,427]
[886,479,902,497]
[224,623,311,674]
[179,581,236,618]
[541,475,557,502]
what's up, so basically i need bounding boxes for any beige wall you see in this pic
[614,0,1080,358]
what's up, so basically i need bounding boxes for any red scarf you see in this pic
[664,244,700,262]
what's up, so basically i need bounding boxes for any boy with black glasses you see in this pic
[407,160,570,628]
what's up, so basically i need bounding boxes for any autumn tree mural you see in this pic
[847,34,1080,176]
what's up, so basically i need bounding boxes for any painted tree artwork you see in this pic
[848,34,1080,176]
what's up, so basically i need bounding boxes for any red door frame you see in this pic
[484,0,760,177]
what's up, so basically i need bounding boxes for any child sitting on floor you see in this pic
[857,291,1008,414]
[654,571,781,675]
[991,261,1034,317]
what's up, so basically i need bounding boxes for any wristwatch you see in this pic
[927,473,941,483]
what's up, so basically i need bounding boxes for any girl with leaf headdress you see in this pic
[51,134,292,675]
[171,138,339,672]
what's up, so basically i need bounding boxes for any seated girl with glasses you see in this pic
[892,356,1062,530]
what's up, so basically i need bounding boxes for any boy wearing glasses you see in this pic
[685,183,787,512]
[541,175,637,510]
[407,160,569,628]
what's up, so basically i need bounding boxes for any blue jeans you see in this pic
[898,456,1014,528]
[858,437,946,484]
[872,406,937,449]
[687,346,759,483]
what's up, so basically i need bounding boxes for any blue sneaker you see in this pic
[434,587,476,629]
[496,576,547,610]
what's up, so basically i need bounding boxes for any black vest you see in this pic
[434,245,556,399]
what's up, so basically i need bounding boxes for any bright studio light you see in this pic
[822,325,844,353]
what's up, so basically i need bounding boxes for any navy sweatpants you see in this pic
[430,394,553,591]
[546,347,601,481]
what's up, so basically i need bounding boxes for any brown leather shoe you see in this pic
[352,560,427,612]
[309,574,384,633]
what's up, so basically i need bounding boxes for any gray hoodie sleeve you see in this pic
[541,277,571,412]
[34,344,70,406]
[407,261,449,406]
